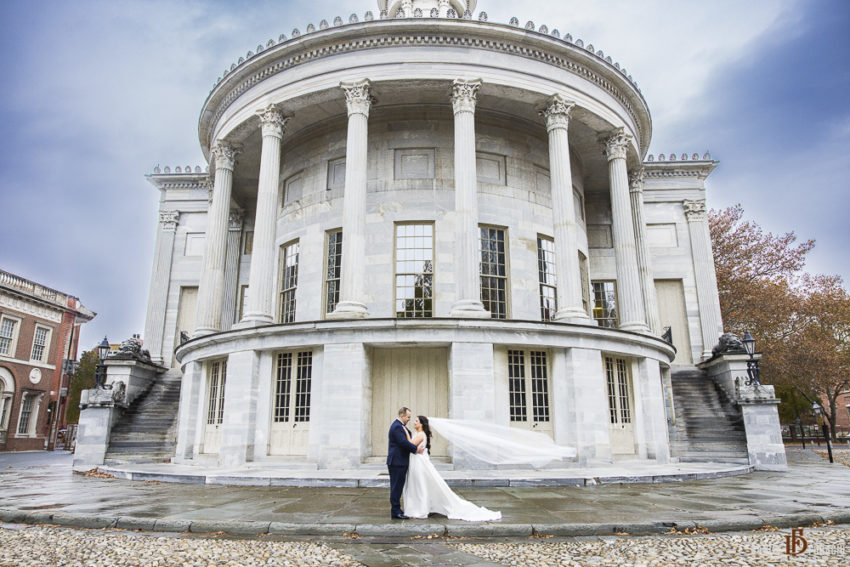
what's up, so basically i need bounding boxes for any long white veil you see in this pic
[427,417,576,468]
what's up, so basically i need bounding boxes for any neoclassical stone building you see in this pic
[133,0,767,472]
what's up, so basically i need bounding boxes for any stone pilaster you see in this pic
[174,361,203,462]
[330,80,371,319]
[241,106,287,325]
[195,141,238,336]
[632,357,670,463]
[629,169,662,334]
[220,210,243,330]
[684,199,724,359]
[449,79,489,318]
[143,210,178,363]
[449,342,495,467]
[603,129,648,333]
[541,95,589,322]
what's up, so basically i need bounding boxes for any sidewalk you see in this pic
[1,448,848,538]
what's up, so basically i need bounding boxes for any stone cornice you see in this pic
[642,160,718,180]
[145,173,212,191]
[199,19,650,156]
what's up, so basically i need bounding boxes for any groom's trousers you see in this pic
[388,465,408,517]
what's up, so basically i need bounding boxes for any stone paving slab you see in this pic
[0,448,848,539]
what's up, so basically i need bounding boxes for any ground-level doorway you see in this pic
[370,347,449,458]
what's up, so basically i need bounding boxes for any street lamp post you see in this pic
[796,417,806,449]
[741,330,762,388]
[812,403,834,464]
[93,336,109,388]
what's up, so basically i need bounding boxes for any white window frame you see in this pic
[279,240,300,323]
[16,391,42,437]
[394,222,434,318]
[0,314,21,358]
[536,235,556,321]
[324,229,343,316]
[0,368,14,443]
[30,324,53,364]
[480,225,509,319]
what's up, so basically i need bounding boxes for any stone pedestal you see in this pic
[553,347,611,465]
[699,353,787,471]
[316,343,370,468]
[73,354,166,467]
[219,350,262,466]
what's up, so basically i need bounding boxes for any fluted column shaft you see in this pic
[143,210,178,362]
[221,210,243,330]
[195,142,237,335]
[629,170,661,334]
[242,106,287,325]
[450,79,489,318]
[542,96,589,322]
[604,129,648,333]
[684,200,724,358]
[330,80,371,319]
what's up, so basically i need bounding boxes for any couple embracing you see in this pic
[387,407,501,522]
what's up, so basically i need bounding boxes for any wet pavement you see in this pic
[1,448,848,538]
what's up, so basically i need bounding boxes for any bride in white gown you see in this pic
[402,415,501,522]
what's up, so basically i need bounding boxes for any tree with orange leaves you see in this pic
[709,205,849,439]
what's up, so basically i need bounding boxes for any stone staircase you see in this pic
[669,368,749,464]
[104,370,182,464]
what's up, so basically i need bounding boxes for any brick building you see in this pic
[0,270,94,451]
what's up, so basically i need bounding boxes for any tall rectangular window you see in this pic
[537,236,556,321]
[508,350,550,424]
[395,223,434,318]
[605,356,632,425]
[480,226,507,319]
[0,316,18,356]
[325,230,343,314]
[30,326,50,363]
[17,394,33,435]
[592,281,618,328]
[274,351,313,423]
[206,361,226,426]
[279,241,299,323]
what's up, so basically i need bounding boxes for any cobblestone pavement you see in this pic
[1,524,848,566]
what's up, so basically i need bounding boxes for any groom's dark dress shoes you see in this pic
[391,514,410,520]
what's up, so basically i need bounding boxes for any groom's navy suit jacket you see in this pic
[386,419,419,467]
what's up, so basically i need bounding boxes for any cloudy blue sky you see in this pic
[0,0,848,352]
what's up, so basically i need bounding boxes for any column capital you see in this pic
[540,95,576,132]
[159,210,179,231]
[628,168,645,193]
[211,141,240,172]
[602,127,632,162]
[451,79,482,114]
[341,79,372,117]
[228,210,244,232]
[683,199,707,221]
[256,105,288,138]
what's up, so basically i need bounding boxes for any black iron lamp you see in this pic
[94,336,109,388]
[742,330,761,387]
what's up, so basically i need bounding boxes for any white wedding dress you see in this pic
[403,439,501,521]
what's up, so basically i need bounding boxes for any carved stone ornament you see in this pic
[712,332,746,356]
[451,79,482,114]
[228,209,244,231]
[256,105,288,138]
[114,336,152,363]
[603,128,632,161]
[81,380,127,408]
[683,199,707,220]
[540,94,575,131]
[628,168,645,192]
[340,79,372,117]
[211,141,239,171]
[159,210,179,231]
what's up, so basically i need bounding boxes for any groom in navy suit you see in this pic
[387,406,422,519]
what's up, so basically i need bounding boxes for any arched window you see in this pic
[0,367,15,444]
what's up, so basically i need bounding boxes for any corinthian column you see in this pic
[330,80,371,319]
[629,169,661,334]
[195,142,238,336]
[241,106,288,325]
[450,79,489,318]
[143,210,179,362]
[684,199,724,358]
[220,210,243,330]
[603,128,647,333]
[541,95,589,322]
